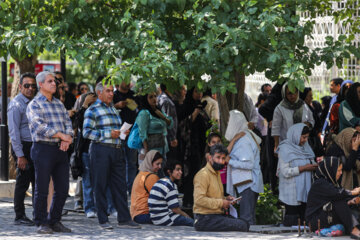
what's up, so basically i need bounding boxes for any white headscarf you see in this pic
[225,110,262,145]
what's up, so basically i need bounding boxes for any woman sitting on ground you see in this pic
[130,150,163,224]
[305,156,360,239]
[277,123,317,226]
[325,128,360,190]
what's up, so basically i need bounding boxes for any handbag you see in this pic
[147,133,165,149]
[231,131,261,187]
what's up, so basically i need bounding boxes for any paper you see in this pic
[120,122,133,140]
[126,98,138,111]
[229,204,238,218]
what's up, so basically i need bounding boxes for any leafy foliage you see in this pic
[256,184,282,225]
[0,0,359,93]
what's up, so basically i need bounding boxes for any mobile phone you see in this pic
[232,196,242,203]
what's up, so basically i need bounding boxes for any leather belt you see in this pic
[97,142,122,149]
[37,141,60,147]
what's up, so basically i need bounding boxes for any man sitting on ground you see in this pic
[193,144,249,232]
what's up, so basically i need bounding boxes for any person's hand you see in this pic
[68,109,76,118]
[59,141,70,152]
[111,130,120,139]
[352,135,360,151]
[226,195,235,201]
[115,100,127,109]
[233,132,245,142]
[60,133,73,143]
[269,121,272,128]
[17,157,28,170]
[124,129,130,136]
[352,187,360,195]
[316,156,324,163]
[222,199,232,209]
[83,94,97,108]
[348,197,360,205]
[356,126,360,132]
[305,163,318,171]
[170,139,178,147]
[248,122,255,130]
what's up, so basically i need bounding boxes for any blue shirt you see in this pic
[148,177,180,226]
[8,93,32,157]
[26,92,74,142]
[83,99,122,145]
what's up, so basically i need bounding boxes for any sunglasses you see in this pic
[23,84,37,89]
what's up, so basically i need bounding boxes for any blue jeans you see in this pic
[133,214,152,224]
[82,152,116,215]
[173,215,194,227]
[89,143,131,224]
[31,142,69,226]
[123,145,137,193]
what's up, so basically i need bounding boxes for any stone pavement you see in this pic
[0,197,352,240]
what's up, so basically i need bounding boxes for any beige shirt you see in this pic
[193,163,224,215]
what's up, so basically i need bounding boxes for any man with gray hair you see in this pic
[83,79,140,230]
[26,71,74,234]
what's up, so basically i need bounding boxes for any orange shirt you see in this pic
[130,171,159,219]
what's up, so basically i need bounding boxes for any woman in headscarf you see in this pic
[272,83,314,150]
[320,96,332,132]
[305,157,360,238]
[225,110,264,225]
[180,87,211,207]
[339,82,360,132]
[130,150,163,224]
[325,128,360,190]
[277,123,317,226]
[300,87,324,157]
[135,92,173,158]
[329,80,353,134]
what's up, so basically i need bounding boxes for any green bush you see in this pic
[255,184,282,225]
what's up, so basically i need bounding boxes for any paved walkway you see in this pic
[0,198,352,240]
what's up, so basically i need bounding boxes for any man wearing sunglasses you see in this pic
[8,72,37,226]
[26,71,74,234]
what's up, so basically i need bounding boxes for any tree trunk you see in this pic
[9,56,37,179]
[218,71,246,136]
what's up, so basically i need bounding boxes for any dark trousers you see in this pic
[13,141,35,220]
[194,214,249,232]
[284,203,306,224]
[31,142,69,226]
[308,200,358,234]
[89,143,131,224]
[237,188,258,225]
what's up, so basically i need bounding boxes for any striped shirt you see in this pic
[148,177,180,226]
[26,92,73,142]
[83,99,122,145]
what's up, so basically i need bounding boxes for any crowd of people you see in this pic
[6,71,360,238]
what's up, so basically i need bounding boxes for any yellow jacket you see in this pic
[193,162,225,214]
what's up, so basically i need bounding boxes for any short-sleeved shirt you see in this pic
[148,177,180,226]
[130,171,159,219]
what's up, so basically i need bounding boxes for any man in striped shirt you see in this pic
[83,80,140,230]
[148,161,194,226]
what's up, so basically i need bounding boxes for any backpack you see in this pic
[127,110,149,149]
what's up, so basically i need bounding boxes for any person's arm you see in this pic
[193,173,223,210]
[160,101,177,141]
[8,104,24,158]
[171,207,191,218]
[271,106,282,149]
[304,105,314,128]
[340,102,360,128]
[227,132,245,153]
[136,110,150,151]
[278,157,300,178]
[63,104,74,139]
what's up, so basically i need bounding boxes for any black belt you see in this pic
[37,141,60,146]
[97,142,122,149]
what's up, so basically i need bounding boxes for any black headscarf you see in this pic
[345,82,360,117]
[336,81,353,104]
[184,87,202,117]
[314,156,341,187]
[138,94,161,118]
[299,87,312,102]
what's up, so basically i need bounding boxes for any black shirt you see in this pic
[113,89,138,124]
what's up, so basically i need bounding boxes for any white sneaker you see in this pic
[86,211,97,218]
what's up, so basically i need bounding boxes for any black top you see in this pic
[64,91,76,110]
[113,89,138,124]
[258,83,283,122]
[305,178,352,220]
[325,143,358,171]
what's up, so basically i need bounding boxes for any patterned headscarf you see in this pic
[334,128,356,158]
[314,156,341,187]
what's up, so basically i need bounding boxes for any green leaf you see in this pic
[222,71,230,79]
[140,0,147,5]
[248,7,257,15]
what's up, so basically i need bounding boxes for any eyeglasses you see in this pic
[23,84,37,89]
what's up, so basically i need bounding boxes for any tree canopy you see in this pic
[0,0,359,94]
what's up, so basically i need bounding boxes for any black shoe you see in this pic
[50,222,71,233]
[37,224,53,234]
[14,216,34,226]
[118,220,141,229]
